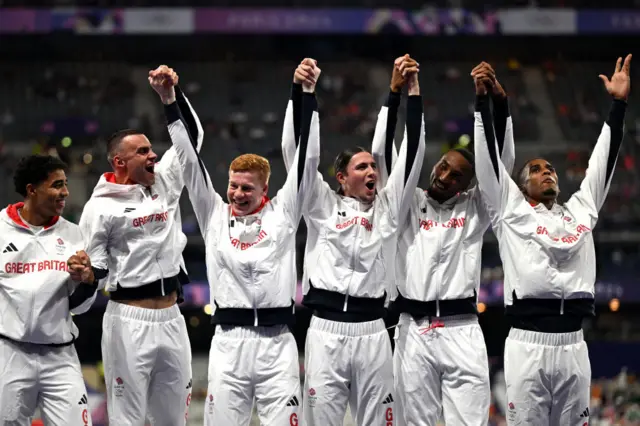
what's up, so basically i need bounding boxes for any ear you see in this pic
[25,183,36,197]
[336,171,347,186]
[262,183,269,195]
[113,154,125,168]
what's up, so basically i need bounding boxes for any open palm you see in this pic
[599,54,632,101]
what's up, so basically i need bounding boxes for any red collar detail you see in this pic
[104,172,117,183]
[6,202,59,229]
[231,196,270,217]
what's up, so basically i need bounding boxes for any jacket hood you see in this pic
[1,203,60,230]
[92,172,148,199]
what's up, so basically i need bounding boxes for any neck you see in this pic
[114,170,137,185]
[20,200,51,226]
[343,192,373,206]
[427,188,453,204]
[527,195,555,210]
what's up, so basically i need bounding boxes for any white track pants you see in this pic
[0,338,92,426]
[102,301,193,426]
[504,328,591,426]
[303,316,396,426]
[393,313,490,426]
[204,324,301,426]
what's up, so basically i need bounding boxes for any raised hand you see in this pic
[294,58,321,94]
[599,54,632,101]
[391,54,419,93]
[470,62,497,96]
[148,65,179,104]
[67,250,95,284]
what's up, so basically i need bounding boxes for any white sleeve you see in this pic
[281,83,302,172]
[164,100,224,235]
[492,95,516,175]
[473,95,521,225]
[371,91,401,189]
[155,86,205,199]
[565,100,627,227]
[79,199,110,279]
[379,95,426,227]
[276,92,321,225]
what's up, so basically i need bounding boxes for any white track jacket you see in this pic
[165,90,319,326]
[282,84,425,320]
[80,87,202,294]
[0,203,96,345]
[474,94,626,318]
[375,92,515,316]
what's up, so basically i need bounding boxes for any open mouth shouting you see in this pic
[145,163,155,174]
[365,180,376,193]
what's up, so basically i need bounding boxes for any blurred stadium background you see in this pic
[2,0,640,424]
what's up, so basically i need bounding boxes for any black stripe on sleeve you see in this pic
[404,95,423,184]
[68,284,98,310]
[491,95,510,155]
[475,94,500,180]
[605,99,627,184]
[92,266,108,280]
[296,93,317,188]
[175,86,200,143]
[292,83,303,145]
[164,101,210,188]
[384,91,401,173]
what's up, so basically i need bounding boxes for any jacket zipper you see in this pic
[435,210,442,317]
[251,266,258,326]
[343,217,359,312]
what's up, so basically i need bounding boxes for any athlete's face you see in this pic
[520,158,559,203]
[114,134,158,187]
[28,169,69,217]
[336,152,378,204]
[227,170,268,216]
[429,151,473,201]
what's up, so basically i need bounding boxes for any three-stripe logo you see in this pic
[383,394,394,404]
[78,394,88,405]
[286,396,300,407]
[2,243,17,253]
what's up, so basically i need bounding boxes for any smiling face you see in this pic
[428,150,474,202]
[227,170,268,216]
[227,154,271,216]
[112,134,158,186]
[28,169,69,217]
[518,158,560,203]
[336,151,378,204]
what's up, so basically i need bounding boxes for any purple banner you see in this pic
[195,8,372,34]
[194,8,498,35]
[578,10,640,33]
[0,9,50,33]
[50,8,124,34]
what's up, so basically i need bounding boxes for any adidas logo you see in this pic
[580,407,590,418]
[382,394,394,404]
[2,243,18,253]
[124,207,136,213]
[186,379,192,389]
[286,396,300,407]
[78,394,88,405]
[338,211,346,217]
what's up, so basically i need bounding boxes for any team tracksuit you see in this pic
[475,94,626,425]
[81,87,198,425]
[0,204,96,425]
[282,83,426,426]
[376,92,515,426]
[165,85,319,425]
